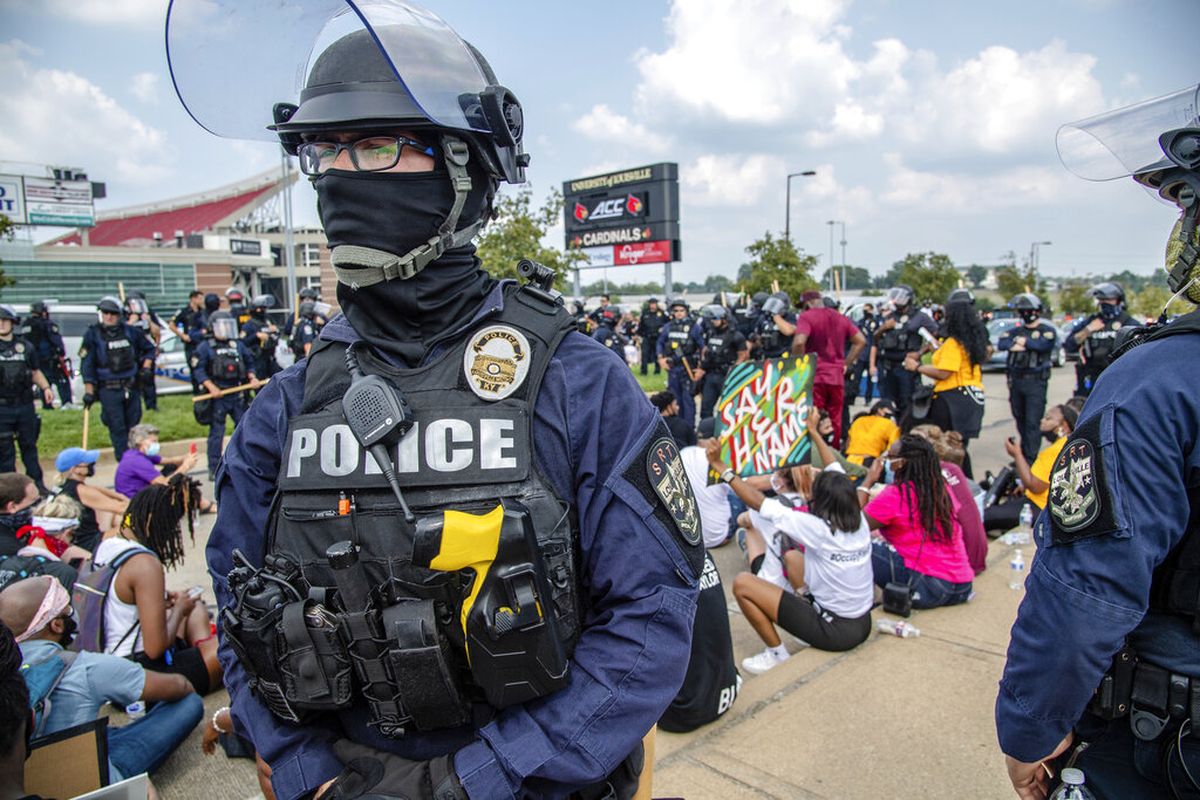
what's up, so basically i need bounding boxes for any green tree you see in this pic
[738,231,819,301]
[975,296,997,312]
[0,214,16,291]
[965,264,989,289]
[1131,284,1196,319]
[894,252,960,305]
[819,265,871,291]
[475,187,580,289]
[1056,282,1093,316]
[994,264,1047,300]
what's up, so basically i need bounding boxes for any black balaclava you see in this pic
[319,153,495,366]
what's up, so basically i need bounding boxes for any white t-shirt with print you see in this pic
[680,446,732,548]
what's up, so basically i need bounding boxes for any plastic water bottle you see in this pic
[1009,548,1026,591]
[1049,768,1096,799]
[1000,530,1031,546]
[876,619,920,638]
[1019,503,1034,532]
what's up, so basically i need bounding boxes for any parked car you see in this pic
[984,318,1065,372]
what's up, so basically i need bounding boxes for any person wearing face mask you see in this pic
[53,448,128,553]
[80,296,156,459]
[0,480,81,593]
[193,311,259,480]
[844,400,900,467]
[658,298,699,428]
[113,424,200,501]
[241,294,282,380]
[125,293,162,413]
[0,306,55,498]
[171,6,701,799]
[0,473,40,560]
[982,402,1079,534]
[0,575,202,784]
[1065,282,1137,397]
[998,294,1058,464]
[694,305,750,420]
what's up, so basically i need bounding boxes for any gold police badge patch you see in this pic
[464,325,531,401]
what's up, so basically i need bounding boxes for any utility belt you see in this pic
[223,499,573,736]
[1007,368,1049,380]
[1090,646,1200,742]
[99,379,132,390]
[0,395,31,406]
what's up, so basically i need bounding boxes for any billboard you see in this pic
[0,176,26,224]
[563,163,679,268]
[24,177,95,227]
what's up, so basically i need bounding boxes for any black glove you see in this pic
[327,741,466,800]
[82,393,95,408]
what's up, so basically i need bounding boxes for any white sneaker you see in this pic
[741,648,789,675]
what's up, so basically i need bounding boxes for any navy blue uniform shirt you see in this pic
[997,320,1056,373]
[80,323,155,383]
[996,325,1200,762]
[208,281,699,800]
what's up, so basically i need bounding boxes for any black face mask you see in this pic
[0,507,33,533]
[318,167,494,366]
[1042,428,1061,444]
[1020,310,1039,325]
[85,463,95,478]
[58,614,77,648]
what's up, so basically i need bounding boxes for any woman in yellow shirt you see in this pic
[844,400,900,465]
[903,300,989,477]
[983,402,1079,533]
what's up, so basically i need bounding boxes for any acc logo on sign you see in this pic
[464,325,531,401]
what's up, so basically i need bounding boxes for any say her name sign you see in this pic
[713,355,816,479]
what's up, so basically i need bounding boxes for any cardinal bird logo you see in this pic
[626,194,644,215]
[573,202,589,223]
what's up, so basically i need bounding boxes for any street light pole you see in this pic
[784,170,817,242]
[826,220,836,292]
[1030,240,1052,282]
[827,219,846,294]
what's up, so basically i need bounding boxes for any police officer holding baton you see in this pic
[997,293,1057,464]
[657,298,699,429]
[168,4,699,799]
[998,84,1200,799]
[22,301,70,409]
[192,311,258,480]
[0,305,54,494]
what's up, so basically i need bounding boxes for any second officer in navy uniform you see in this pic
[80,296,155,459]
[0,305,55,494]
[997,293,1057,463]
[192,311,258,480]
[1065,282,1137,397]
[998,84,1200,799]
[657,298,699,429]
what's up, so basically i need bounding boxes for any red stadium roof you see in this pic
[47,167,294,248]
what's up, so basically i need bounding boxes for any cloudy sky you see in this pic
[1,0,1197,286]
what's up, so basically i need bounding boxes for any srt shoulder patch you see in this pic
[1048,414,1119,544]
[647,437,701,547]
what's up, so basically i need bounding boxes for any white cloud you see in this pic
[31,0,166,26]
[572,104,671,153]
[129,72,159,104]
[0,41,173,184]
[877,153,1072,212]
[683,153,785,207]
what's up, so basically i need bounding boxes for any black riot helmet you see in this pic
[668,297,690,313]
[209,311,238,342]
[886,285,916,310]
[204,293,221,314]
[761,294,788,317]
[822,296,840,309]
[947,288,975,305]
[0,306,17,323]
[1090,282,1126,303]
[1010,292,1044,324]
[699,305,728,323]
[225,287,246,305]
[29,301,48,316]
[97,296,123,316]
[250,293,277,311]
[298,286,320,301]
[298,301,316,319]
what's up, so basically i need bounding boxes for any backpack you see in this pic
[21,649,78,738]
[69,546,152,654]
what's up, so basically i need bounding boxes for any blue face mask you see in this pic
[145,441,161,457]
[882,458,896,485]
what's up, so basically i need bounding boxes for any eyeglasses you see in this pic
[297,135,436,176]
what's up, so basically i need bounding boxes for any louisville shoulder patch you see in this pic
[646,437,702,547]
[463,325,531,401]
[1047,414,1118,544]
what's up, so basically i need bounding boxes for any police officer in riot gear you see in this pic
[22,300,70,408]
[171,290,206,388]
[289,300,329,361]
[635,297,667,375]
[592,315,628,360]
[0,306,55,494]
[871,284,937,417]
[997,293,1057,463]
[226,287,249,326]
[125,293,161,412]
[1066,282,1138,396]
[193,311,257,479]
[998,84,1200,799]
[694,305,749,419]
[80,296,155,459]
[168,4,699,798]
[657,297,698,429]
[241,293,282,379]
[283,285,322,343]
[750,292,796,359]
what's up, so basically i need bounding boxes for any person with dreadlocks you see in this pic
[91,474,221,694]
[858,435,973,609]
[904,299,989,478]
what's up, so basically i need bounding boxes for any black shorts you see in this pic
[776,593,871,653]
[130,638,211,695]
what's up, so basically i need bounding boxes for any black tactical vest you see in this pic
[664,319,694,362]
[264,285,581,736]
[702,327,737,370]
[756,317,789,358]
[878,313,923,360]
[0,339,32,401]
[98,326,135,375]
[1082,315,1131,370]
[1005,323,1054,375]
[209,343,246,387]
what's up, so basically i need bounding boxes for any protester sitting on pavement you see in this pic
[0,624,35,800]
[93,475,221,694]
[0,479,82,592]
[0,473,41,560]
[650,390,696,447]
[709,441,873,674]
[53,447,128,551]
[860,435,974,609]
[202,706,277,800]
[807,408,868,481]
[983,401,1080,534]
[844,400,900,466]
[1,576,202,786]
[737,464,807,584]
[114,424,195,498]
[679,418,745,548]
[910,425,987,575]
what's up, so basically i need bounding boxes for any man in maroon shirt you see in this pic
[792,290,866,445]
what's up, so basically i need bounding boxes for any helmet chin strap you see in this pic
[1164,173,1200,297]
[332,134,489,289]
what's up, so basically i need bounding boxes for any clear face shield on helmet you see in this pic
[211,316,239,341]
[126,298,149,316]
[1058,84,1200,304]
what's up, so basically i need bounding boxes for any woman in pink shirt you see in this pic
[857,435,973,608]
